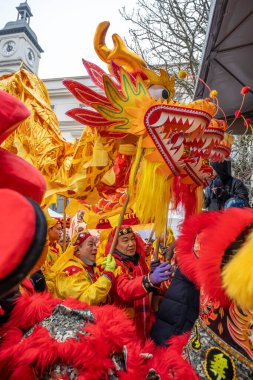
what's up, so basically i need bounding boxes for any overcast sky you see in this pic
[0,0,138,79]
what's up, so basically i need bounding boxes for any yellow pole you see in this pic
[63,197,67,252]
[147,224,155,243]
[108,148,143,255]
[153,235,160,260]
[108,193,130,255]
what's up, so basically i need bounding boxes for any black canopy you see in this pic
[194,0,253,133]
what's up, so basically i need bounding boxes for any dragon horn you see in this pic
[94,21,147,72]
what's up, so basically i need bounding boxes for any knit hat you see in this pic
[72,231,92,247]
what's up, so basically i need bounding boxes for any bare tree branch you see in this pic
[120,0,253,199]
[120,0,210,100]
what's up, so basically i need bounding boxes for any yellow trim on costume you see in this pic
[204,346,236,380]
[222,230,253,309]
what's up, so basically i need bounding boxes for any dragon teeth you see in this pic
[174,143,184,160]
[173,135,184,148]
[149,110,210,135]
[202,138,211,149]
[150,112,169,127]
[186,119,201,133]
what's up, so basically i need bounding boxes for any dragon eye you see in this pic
[148,85,170,101]
[162,89,169,99]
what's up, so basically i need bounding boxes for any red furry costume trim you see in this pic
[119,340,156,379]
[172,176,198,218]
[1,292,58,331]
[9,366,36,380]
[176,208,253,307]
[197,208,253,307]
[0,292,179,379]
[0,293,136,379]
[165,332,199,379]
[176,211,218,286]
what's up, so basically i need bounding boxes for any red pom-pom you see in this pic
[244,118,251,126]
[205,97,211,102]
[241,86,250,95]
[234,110,242,118]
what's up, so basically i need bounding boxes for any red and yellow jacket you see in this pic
[42,242,63,285]
[111,252,155,340]
[42,242,62,277]
[52,256,114,305]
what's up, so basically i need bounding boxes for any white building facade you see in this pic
[0,1,93,141]
[43,76,96,141]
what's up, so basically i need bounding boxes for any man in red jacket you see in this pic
[106,226,171,340]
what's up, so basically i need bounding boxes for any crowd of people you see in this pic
[23,159,250,347]
[38,213,175,341]
[0,18,252,373]
[0,89,252,377]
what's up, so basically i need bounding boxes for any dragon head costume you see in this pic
[65,21,230,233]
[0,21,232,233]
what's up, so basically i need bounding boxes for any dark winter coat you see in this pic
[150,268,199,346]
[204,161,249,210]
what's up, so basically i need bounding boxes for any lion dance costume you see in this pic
[166,208,253,379]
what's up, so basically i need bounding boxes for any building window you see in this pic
[50,195,69,214]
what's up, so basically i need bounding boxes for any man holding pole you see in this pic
[105,226,171,340]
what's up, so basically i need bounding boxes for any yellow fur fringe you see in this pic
[129,146,172,235]
[222,230,253,309]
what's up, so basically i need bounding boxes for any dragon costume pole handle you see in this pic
[148,225,155,244]
[63,196,67,252]
[108,148,144,255]
[153,236,161,261]
[108,192,130,255]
